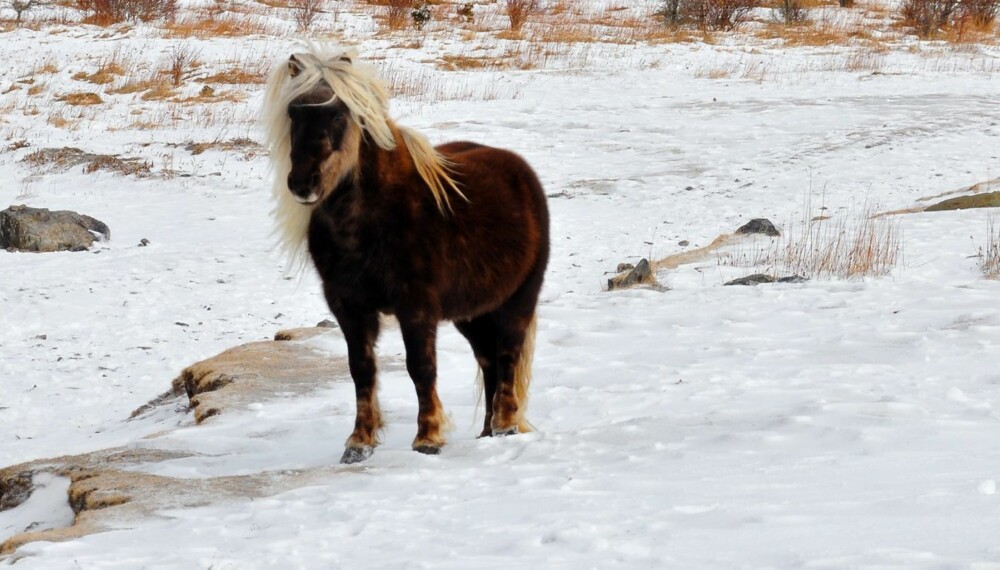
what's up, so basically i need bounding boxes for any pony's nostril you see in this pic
[309,172,321,188]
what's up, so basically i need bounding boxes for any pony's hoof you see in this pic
[340,446,374,464]
[413,444,441,455]
[492,426,519,437]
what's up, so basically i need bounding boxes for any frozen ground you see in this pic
[2,3,1000,567]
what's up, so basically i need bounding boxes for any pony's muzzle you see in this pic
[288,172,322,205]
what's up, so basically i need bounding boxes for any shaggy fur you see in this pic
[262,45,463,273]
[262,45,549,463]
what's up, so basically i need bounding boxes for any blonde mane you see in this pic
[261,44,464,272]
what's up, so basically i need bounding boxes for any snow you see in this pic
[0,474,73,541]
[3,2,1000,567]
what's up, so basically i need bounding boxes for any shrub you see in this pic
[959,0,1000,26]
[410,2,429,29]
[77,0,178,24]
[774,0,808,23]
[381,0,413,29]
[292,0,325,32]
[505,0,540,33]
[656,0,682,24]
[166,43,200,87]
[901,0,960,36]
[10,0,45,24]
[457,2,473,22]
[658,0,761,30]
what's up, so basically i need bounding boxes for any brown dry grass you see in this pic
[108,75,177,101]
[72,60,126,85]
[728,201,903,279]
[165,13,272,37]
[172,86,246,104]
[201,67,268,85]
[26,83,47,96]
[56,92,104,105]
[755,20,880,45]
[978,216,1000,278]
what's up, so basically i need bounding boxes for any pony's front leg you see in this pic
[399,317,451,454]
[333,307,382,464]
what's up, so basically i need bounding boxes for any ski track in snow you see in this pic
[2,17,1000,568]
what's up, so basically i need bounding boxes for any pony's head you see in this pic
[262,45,395,270]
[263,47,395,205]
[262,45,463,272]
[283,70,353,205]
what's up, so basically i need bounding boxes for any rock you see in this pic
[608,258,653,290]
[725,274,808,286]
[0,205,110,252]
[2,329,392,558]
[174,330,354,423]
[925,191,1000,212]
[725,273,776,286]
[735,218,780,237]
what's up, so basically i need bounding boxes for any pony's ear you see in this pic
[288,55,304,78]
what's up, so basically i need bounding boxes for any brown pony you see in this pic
[262,46,549,464]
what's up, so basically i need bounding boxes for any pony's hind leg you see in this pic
[399,315,451,454]
[490,312,534,436]
[331,304,383,464]
[489,261,544,437]
[454,316,499,438]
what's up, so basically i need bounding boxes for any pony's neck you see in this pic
[357,121,417,190]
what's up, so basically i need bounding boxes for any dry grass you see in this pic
[727,200,903,279]
[371,0,414,30]
[26,83,47,96]
[172,86,246,104]
[165,13,273,37]
[201,66,268,85]
[505,0,540,33]
[109,76,175,101]
[72,52,127,85]
[22,147,152,176]
[165,43,201,86]
[56,92,104,105]
[179,137,262,157]
[377,60,522,101]
[978,216,1000,278]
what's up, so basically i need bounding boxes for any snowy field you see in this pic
[2,0,1000,567]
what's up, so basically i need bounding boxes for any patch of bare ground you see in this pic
[21,147,152,177]
[174,137,263,157]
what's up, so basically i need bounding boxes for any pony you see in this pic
[262,46,549,464]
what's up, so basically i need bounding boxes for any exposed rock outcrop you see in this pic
[1,327,364,559]
[0,205,110,252]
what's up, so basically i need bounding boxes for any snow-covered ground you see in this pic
[2,1,1000,567]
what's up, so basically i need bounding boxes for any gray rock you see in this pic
[725,273,808,286]
[1,205,110,252]
[725,273,776,286]
[608,258,653,290]
[735,218,780,237]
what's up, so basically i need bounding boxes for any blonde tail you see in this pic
[472,312,537,434]
[514,312,537,433]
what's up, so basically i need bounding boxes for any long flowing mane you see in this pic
[261,44,463,272]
